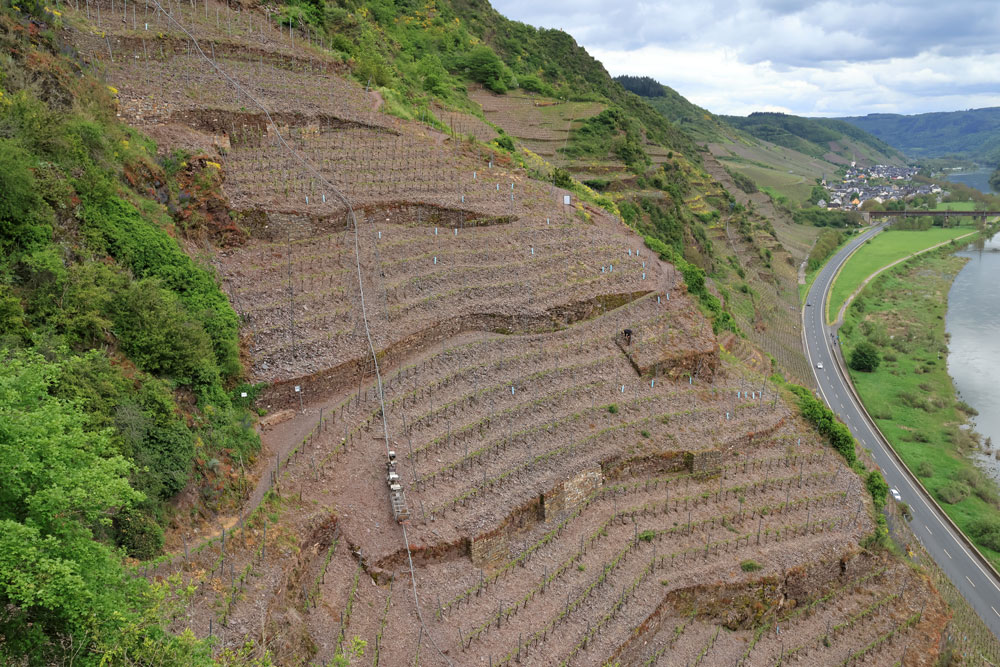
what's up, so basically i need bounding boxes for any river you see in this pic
[947,231,1000,480]
[944,168,994,194]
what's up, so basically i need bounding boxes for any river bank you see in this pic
[837,240,1000,569]
[948,232,1000,484]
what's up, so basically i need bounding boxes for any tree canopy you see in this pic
[850,340,881,372]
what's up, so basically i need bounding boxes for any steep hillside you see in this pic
[614,77,897,210]
[0,0,956,665]
[839,107,1000,164]
[615,75,732,142]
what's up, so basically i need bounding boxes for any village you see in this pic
[819,163,945,209]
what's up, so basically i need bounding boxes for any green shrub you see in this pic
[112,506,165,559]
[792,209,862,228]
[457,45,513,93]
[551,167,573,189]
[849,341,881,372]
[865,469,889,511]
[606,404,619,414]
[937,481,970,504]
[788,384,856,465]
[78,189,241,381]
[0,138,54,256]
[111,279,217,385]
[916,461,934,477]
[807,228,844,272]
[724,167,757,194]
[740,560,763,572]
[966,516,1000,552]
[517,73,554,96]
[493,133,516,152]
[637,530,655,542]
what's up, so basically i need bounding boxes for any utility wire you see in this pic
[139,3,452,662]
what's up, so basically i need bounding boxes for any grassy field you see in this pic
[839,250,1000,570]
[827,225,977,323]
[936,200,977,211]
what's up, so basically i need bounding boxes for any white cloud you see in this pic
[491,0,1000,115]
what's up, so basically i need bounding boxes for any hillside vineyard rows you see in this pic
[64,0,950,663]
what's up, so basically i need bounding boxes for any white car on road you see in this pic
[890,488,902,502]
[816,362,824,369]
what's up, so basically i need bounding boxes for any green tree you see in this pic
[808,184,828,205]
[551,167,573,189]
[849,340,881,372]
[459,46,513,93]
[0,350,140,658]
[990,166,1000,193]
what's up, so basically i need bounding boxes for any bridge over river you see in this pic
[863,209,1000,223]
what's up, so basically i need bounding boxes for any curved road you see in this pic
[803,224,1000,639]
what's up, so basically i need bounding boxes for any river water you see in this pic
[947,231,1000,480]
[944,168,993,194]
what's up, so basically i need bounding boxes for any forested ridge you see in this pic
[839,107,1000,164]
[721,112,904,162]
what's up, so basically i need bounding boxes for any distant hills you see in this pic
[616,75,905,205]
[837,108,1000,165]
[719,112,905,164]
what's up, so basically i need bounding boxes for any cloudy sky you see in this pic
[490,0,1000,117]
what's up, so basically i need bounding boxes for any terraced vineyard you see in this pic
[62,0,950,663]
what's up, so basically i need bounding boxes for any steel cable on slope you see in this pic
[139,3,452,662]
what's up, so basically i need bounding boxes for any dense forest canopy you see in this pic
[838,107,1000,164]
[614,74,667,98]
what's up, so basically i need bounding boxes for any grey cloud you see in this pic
[490,0,1000,115]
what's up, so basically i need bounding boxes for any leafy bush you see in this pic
[112,279,218,385]
[740,560,763,572]
[937,481,970,504]
[517,73,554,96]
[967,516,1000,552]
[788,384,856,466]
[551,167,573,189]
[792,209,862,228]
[916,461,934,477]
[0,139,54,256]
[562,108,650,173]
[849,341,881,372]
[866,469,889,512]
[112,506,165,559]
[457,45,514,93]
[79,189,241,381]
[807,229,844,272]
[954,467,999,506]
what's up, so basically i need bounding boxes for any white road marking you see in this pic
[807,224,1000,595]
[967,576,976,588]
[993,606,1000,618]
[944,549,952,559]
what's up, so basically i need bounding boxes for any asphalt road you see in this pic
[803,224,1000,639]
